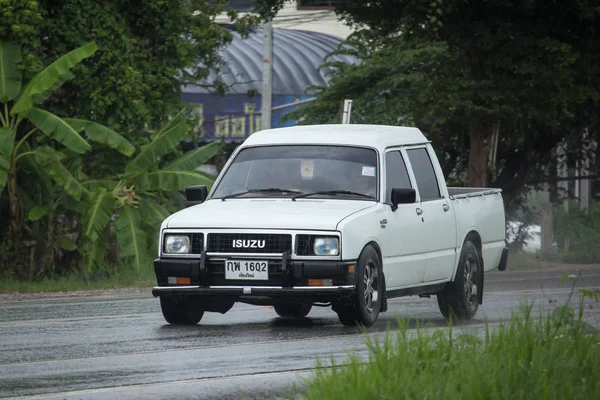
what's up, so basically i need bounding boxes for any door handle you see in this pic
[443,203,450,212]
[416,208,423,215]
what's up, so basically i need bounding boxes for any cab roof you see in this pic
[240,124,430,151]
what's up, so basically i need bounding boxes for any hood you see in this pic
[165,198,375,231]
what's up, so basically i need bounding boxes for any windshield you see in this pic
[211,145,379,200]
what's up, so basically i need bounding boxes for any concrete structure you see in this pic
[216,0,353,39]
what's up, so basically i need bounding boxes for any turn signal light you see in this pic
[308,279,333,286]
[168,277,191,285]
[347,265,356,273]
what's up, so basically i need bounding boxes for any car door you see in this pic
[405,146,457,282]
[382,149,428,289]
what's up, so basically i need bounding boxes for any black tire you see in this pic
[160,297,205,325]
[273,302,312,318]
[437,240,481,321]
[336,245,382,327]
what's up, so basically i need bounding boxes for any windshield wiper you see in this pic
[221,188,303,201]
[291,190,376,201]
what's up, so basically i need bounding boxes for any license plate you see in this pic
[225,260,269,280]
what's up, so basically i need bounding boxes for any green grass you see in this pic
[0,267,155,293]
[294,298,600,400]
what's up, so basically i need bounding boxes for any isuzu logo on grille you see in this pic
[232,239,266,249]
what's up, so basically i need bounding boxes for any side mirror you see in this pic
[391,188,416,211]
[185,185,208,203]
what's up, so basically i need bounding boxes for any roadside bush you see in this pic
[295,291,600,399]
[553,200,600,263]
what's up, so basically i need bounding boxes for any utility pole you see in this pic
[261,21,273,130]
[341,99,353,124]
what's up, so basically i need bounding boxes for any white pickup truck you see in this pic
[152,124,509,327]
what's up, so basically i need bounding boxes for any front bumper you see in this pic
[152,251,357,299]
[151,285,355,297]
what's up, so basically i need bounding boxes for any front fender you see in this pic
[338,204,387,260]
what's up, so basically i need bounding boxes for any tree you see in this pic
[257,0,600,188]
[1,0,258,135]
[0,40,130,236]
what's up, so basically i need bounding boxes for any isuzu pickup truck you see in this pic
[152,124,509,327]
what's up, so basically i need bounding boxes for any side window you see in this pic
[407,148,441,201]
[385,151,412,203]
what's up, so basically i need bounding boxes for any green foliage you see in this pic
[10,41,98,115]
[296,300,600,399]
[0,127,14,194]
[64,119,135,157]
[6,0,259,134]
[553,201,600,263]
[33,146,90,201]
[0,40,98,197]
[276,0,600,192]
[0,39,22,102]
[23,108,91,154]
[0,39,162,279]
[70,110,221,273]
[115,205,148,272]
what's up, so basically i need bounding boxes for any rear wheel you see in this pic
[336,245,382,327]
[437,240,481,321]
[274,302,312,318]
[160,297,205,325]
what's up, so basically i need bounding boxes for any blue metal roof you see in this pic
[182,28,360,96]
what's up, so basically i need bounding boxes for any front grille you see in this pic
[207,233,292,253]
[296,235,315,256]
[190,233,203,254]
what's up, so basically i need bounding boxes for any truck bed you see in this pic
[448,187,506,272]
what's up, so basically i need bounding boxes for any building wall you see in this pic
[216,0,353,39]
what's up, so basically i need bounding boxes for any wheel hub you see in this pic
[364,262,379,312]
[464,256,478,305]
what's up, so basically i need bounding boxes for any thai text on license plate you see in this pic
[225,260,269,280]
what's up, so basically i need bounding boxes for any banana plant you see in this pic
[0,39,133,241]
[68,109,221,272]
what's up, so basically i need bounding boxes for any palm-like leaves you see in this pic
[0,40,104,199]
[65,109,220,271]
[126,109,188,173]
[33,147,91,201]
[83,188,116,242]
[138,170,216,191]
[65,119,135,156]
[0,40,22,103]
[115,205,148,271]
[163,141,220,171]
[10,42,97,115]
[25,109,92,154]
[0,128,14,194]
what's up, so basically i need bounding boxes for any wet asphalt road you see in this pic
[1,263,599,400]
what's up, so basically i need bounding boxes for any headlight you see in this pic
[164,235,190,254]
[313,237,339,256]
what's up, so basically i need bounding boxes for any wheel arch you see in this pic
[365,240,383,263]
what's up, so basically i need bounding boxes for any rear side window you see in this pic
[385,151,412,203]
[407,148,441,201]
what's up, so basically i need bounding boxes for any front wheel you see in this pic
[160,297,204,325]
[336,245,382,327]
[274,302,312,318]
[437,240,481,321]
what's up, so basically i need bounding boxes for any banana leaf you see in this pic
[11,42,97,115]
[0,40,22,103]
